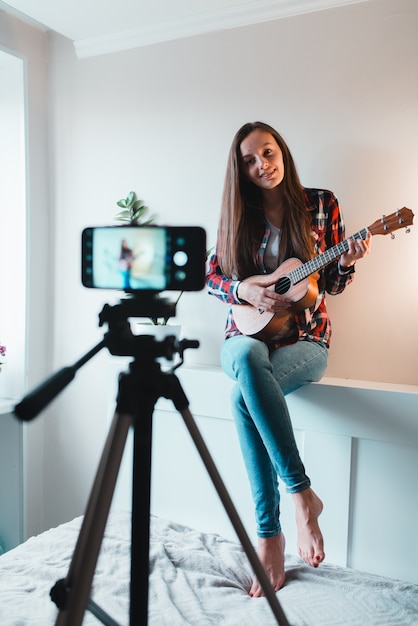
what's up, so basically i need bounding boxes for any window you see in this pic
[0,49,26,401]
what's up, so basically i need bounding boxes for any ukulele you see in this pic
[232,207,414,340]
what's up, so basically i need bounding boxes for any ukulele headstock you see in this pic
[368,207,414,237]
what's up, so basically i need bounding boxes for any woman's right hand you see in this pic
[237,274,292,313]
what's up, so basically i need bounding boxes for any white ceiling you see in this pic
[0,0,370,57]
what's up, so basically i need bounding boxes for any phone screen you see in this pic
[82,225,206,292]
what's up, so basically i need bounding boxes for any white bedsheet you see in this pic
[0,511,417,625]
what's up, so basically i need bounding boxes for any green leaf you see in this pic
[126,191,135,206]
[114,209,131,221]
[132,200,147,211]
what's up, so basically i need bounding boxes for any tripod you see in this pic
[15,296,290,626]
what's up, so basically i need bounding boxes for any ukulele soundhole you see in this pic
[276,276,291,294]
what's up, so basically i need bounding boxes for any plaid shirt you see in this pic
[206,188,354,349]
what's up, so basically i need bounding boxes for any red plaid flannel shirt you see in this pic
[206,188,354,349]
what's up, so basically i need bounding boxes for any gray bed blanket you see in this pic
[0,511,416,625]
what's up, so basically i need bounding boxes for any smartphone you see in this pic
[82,225,206,292]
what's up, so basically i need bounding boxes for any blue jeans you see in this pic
[221,335,328,538]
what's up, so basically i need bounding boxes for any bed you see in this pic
[0,510,417,626]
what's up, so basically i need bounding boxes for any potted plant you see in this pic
[114,190,154,226]
[0,341,6,373]
[114,191,178,327]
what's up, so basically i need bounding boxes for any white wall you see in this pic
[1,0,418,535]
[48,0,418,385]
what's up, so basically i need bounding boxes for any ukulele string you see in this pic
[288,227,369,286]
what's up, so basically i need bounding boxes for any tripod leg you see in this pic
[113,363,162,626]
[179,406,290,626]
[130,395,155,626]
[53,409,132,626]
[154,372,289,624]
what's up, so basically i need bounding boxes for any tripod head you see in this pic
[14,293,199,422]
[98,293,198,363]
[99,292,176,328]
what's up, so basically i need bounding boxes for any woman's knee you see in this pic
[271,340,328,394]
[221,336,270,377]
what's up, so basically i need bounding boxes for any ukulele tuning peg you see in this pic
[380,215,386,223]
[391,233,396,240]
[406,227,411,234]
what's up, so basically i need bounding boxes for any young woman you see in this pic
[207,121,371,597]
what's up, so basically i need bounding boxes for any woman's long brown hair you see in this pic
[217,122,314,279]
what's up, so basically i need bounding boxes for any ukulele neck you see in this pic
[290,228,369,284]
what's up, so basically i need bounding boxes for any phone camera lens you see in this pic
[175,270,187,282]
[173,251,188,267]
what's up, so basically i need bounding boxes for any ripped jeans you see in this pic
[221,335,328,538]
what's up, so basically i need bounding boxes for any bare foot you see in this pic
[292,488,325,568]
[249,533,286,597]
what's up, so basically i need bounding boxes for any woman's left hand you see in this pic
[339,231,372,268]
